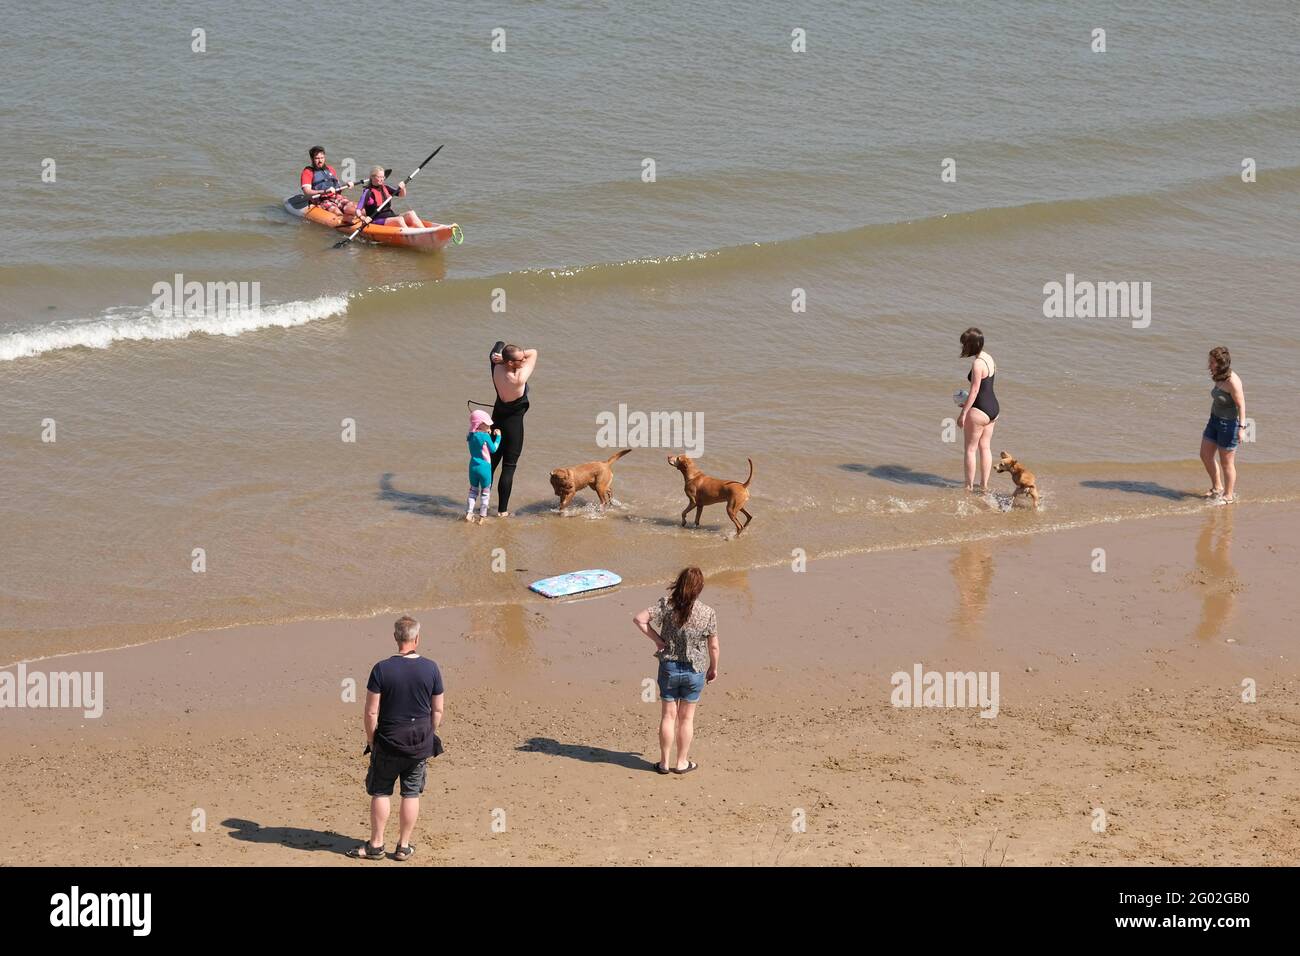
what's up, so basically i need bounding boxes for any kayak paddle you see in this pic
[333,148,443,249]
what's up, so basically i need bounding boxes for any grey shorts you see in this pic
[366,748,428,798]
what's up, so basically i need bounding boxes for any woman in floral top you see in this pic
[632,566,719,775]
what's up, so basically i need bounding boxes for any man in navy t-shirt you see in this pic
[349,615,445,861]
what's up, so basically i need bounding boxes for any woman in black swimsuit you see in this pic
[956,327,999,492]
[488,341,538,517]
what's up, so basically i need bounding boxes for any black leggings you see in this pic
[490,400,527,513]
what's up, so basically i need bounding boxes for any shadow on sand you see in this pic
[379,473,562,519]
[509,499,559,516]
[378,473,467,518]
[1080,479,1198,501]
[222,818,355,855]
[517,737,652,771]
[625,513,717,530]
[841,463,962,489]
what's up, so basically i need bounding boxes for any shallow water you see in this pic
[2,1,1297,657]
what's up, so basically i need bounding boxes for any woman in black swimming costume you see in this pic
[956,327,999,492]
[488,341,539,517]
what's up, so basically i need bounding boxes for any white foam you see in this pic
[886,496,921,514]
[0,295,349,361]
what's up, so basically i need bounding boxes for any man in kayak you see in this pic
[300,146,358,223]
[355,166,424,229]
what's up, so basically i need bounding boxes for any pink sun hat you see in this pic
[469,409,494,430]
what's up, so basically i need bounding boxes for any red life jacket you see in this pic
[361,182,395,218]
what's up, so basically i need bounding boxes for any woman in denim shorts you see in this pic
[1199,346,1247,504]
[632,567,719,775]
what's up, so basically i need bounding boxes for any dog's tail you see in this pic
[605,448,632,465]
[742,457,753,487]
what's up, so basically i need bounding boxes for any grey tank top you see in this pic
[1210,383,1238,420]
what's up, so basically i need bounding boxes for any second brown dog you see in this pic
[995,451,1040,508]
[550,449,632,511]
[667,455,754,535]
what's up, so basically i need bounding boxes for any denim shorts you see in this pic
[657,659,706,702]
[1203,415,1240,450]
[366,749,428,798]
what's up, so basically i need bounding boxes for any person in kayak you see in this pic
[489,341,539,517]
[300,146,358,222]
[355,166,424,229]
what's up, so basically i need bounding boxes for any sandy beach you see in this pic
[3,501,1296,867]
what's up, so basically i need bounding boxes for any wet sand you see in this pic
[1,503,1297,866]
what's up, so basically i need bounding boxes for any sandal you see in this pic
[1202,488,1223,499]
[672,761,698,775]
[654,761,671,775]
[393,844,415,862]
[1219,495,1237,504]
[347,842,385,860]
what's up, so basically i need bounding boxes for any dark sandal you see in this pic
[393,844,415,862]
[347,842,385,860]
[672,761,698,775]
[654,761,671,775]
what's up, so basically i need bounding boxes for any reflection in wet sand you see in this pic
[708,568,754,617]
[1193,507,1238,642]
[950,541,994,638]
[466,602,535,671]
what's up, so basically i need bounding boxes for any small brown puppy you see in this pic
[667,455,754,535]
[995,451,1040,508]
[550,449,632,511]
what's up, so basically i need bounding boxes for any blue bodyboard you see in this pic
[528,569,622,599]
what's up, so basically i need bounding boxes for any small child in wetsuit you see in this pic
[466,410,501,523]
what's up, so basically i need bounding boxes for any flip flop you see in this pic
[347,843,385,860]
[654,761,671,775]
[393,844,415,862]
[1202,488,1224,499]
[672,761,698,775]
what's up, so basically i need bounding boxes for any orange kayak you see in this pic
[284,194,463,250]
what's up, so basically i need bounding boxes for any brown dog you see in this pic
[667,455,754,535]
[550,449,632,511]
[995,451,1040,508]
